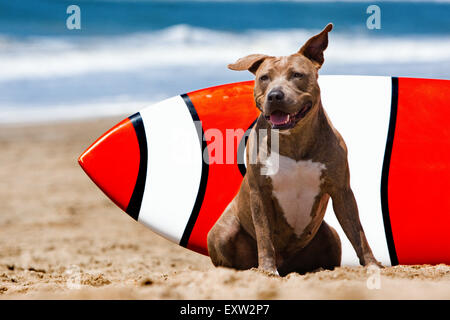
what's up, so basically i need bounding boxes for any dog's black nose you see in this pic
[268,90,285,102]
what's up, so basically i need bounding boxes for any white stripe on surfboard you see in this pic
[319,75,392,266]
[138,96,203,244]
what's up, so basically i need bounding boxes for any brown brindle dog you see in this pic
[207,23,382,276]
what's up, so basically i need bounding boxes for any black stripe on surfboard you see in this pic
[380,77,399,266]
[126,112,148,221]
[237,119,257,177]
[179,94,209,248]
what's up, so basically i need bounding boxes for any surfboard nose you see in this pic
[78,116,143,214]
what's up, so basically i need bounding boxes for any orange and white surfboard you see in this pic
[78,76,450,266]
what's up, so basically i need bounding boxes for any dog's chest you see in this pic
[262,153,326,236]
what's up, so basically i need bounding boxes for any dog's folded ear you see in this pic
[228,54,270,74]
[298,23,333,68]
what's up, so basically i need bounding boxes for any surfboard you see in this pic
[78,75,450,266]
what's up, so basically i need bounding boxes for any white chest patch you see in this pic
[262,153,326,236]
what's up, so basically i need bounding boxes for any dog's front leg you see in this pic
[331,186,382,267]
[249,188,278,275]
[245,125,279,275]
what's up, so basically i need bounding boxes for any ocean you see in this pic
[0,0,449,123]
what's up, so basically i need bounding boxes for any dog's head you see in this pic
[228,23,332,130]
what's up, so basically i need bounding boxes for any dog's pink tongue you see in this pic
[270,111,289,125]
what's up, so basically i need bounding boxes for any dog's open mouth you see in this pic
[265,102,312,130]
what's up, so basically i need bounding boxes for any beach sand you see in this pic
[1,118,450,300]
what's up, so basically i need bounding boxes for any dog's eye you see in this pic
[293,72,304,79]
[259,75,269,81]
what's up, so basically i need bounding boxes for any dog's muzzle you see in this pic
[265,101,313,130]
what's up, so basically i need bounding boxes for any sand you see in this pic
[1,117,450,300]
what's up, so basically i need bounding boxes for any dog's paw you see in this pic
[269,269,280,277]
[359,253,384,268]
[256,267,280,277]
[364,259,384,269]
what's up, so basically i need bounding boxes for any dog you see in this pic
[207,23,381,276]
